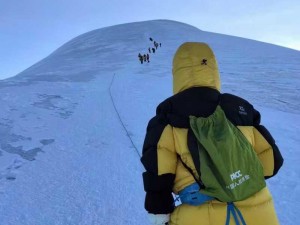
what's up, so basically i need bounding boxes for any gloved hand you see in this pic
[148,213,170,225]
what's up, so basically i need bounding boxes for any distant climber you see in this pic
[149,37,153,41]
[147,54,150,63]
[148,47,151,53]
[138,53,143,64]
[143,54,147,62]
[152,48,155,53]
[159,43,161,47]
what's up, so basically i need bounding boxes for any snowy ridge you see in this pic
[0,20,299,224]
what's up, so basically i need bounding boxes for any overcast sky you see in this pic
[1,0,299,80]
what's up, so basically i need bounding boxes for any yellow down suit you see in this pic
[141,42,283,225]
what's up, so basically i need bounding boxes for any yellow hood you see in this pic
[172,42,221,94]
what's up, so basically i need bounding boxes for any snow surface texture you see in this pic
[0,20,299,225]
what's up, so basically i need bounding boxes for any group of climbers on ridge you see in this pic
[138,37,162,64]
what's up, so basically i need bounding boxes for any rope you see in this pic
[109,73,142,158]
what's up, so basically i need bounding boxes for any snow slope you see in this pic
[0,20,299,225]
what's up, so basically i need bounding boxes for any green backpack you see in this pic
[189,105,266,202]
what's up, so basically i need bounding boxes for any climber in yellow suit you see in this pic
[141,42,283,225]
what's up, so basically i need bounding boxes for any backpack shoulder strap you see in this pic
[177,155,205,189]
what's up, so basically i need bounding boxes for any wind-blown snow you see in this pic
[0,20,299,225]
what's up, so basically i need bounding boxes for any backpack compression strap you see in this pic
[226,203,247,225]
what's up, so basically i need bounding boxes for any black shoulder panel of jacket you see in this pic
[141,114,167,174]
[141,100,176,214]
[219,93,255,126]
[160,87,221,128]
[158,88,256,128]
